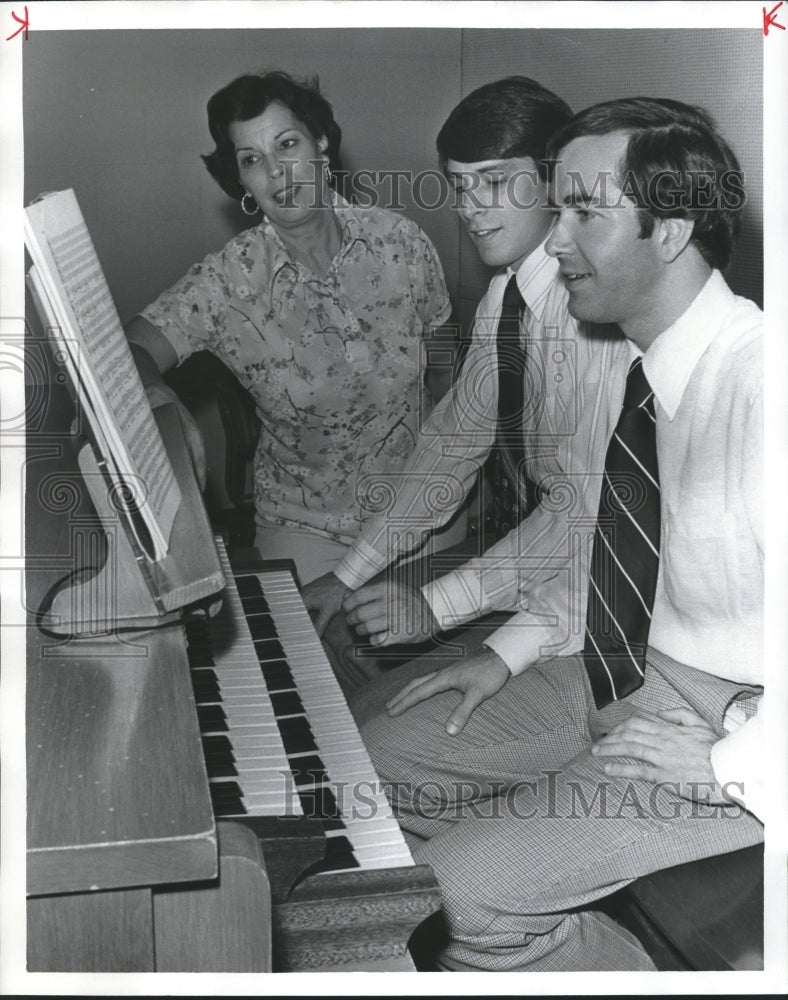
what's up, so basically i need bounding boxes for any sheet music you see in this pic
[24,189,181,562]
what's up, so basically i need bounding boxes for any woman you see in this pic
[127,71,453,583]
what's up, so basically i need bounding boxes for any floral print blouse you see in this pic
[142,199,451,544]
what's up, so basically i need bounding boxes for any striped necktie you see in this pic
[583,357,660,709]
[484,275,538,541]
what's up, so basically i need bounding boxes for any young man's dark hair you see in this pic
[436,76,572,179]
[545,96,744,271]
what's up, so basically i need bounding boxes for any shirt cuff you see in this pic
[333,536,388,590]
[710,713,764,822]
[423,573,484,631]
[482,614,560,676]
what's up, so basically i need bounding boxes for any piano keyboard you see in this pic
[186,541,414,875]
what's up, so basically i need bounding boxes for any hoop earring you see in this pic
[323,162,334,187]
[241,193,260,216]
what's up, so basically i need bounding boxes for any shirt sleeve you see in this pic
[424,469,596,629]
[139,249,234,363]
[482,527,593,674]
[424,326,618,631]
[710,712,764,822]
[708,368,764,822]
[745,372,764,554]
[334,295,500,589]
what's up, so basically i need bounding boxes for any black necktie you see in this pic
[583,357,660,709]
[483,275,538,541]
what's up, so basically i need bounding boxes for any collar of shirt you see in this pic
[265,192,378,296]
[642,269,732,420]
[502,235,560,325]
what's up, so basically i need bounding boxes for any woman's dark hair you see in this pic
[202,71,342,200]
[436,76,572,179]
[545,97,744,271]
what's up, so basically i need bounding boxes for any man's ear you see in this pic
[656,216,695,263]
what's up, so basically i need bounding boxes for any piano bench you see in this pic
[603,843,763,971]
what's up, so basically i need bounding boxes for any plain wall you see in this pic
[24,28,762,334]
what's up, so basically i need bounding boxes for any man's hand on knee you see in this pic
[343,580,440,647]
[385,648,511,735]
[591,707,731,804]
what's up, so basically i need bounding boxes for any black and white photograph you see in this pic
[1,0,786,994]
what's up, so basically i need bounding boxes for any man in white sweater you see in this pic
[355,97,763,971]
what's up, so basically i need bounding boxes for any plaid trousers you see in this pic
[357,640,764,972]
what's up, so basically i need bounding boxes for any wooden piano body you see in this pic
[24,356,439,974]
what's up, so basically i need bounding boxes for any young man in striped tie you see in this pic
[357,98,764,971]
[304,77,630,691]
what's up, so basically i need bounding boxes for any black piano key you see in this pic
[185,627,212,653]
[254,637,286,661]
[205,755,238,779]
[201,733,236,766]
[202,733,234,757]
[234,574,263,598]
[191,670,221,703]
[270,690,305,717]
[202,740,238,777]
[277,715,318,754]
[185,637,215,664]
[211,797,245,818]
[298,784,342,821]
[259,659,296,691]
[209,780,246,816]
[209,779,244,799]
[239,595,270,616]
[186,632,212,650]
[289,754,328,787]
[196,703,228,732]
[246,614,278,641]
[190,664,218,684]
[203,743,235,763]
[318,835,360,872]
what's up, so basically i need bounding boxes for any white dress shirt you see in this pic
[484,270,763,818]
[334,239,629,624]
